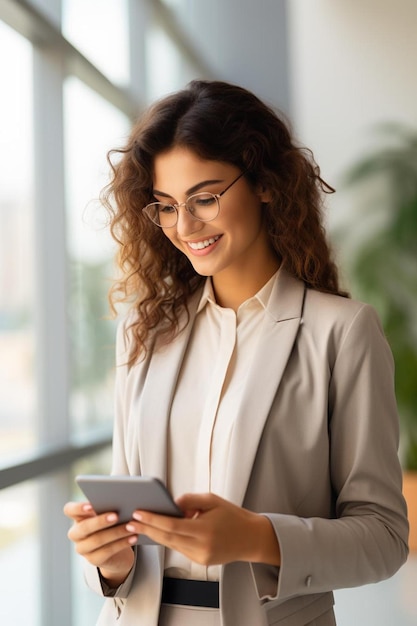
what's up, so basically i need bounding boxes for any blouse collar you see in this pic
[196,270,279,314]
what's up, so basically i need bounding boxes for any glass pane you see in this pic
[0,481,40,625]
[146,24,183,100]
[70,449,112,626]
[62,0,130,85]
[0,22,37,463]
[64,76,130,437]
[145,21,196,101]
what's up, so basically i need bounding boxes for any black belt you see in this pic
[161,576,219,608]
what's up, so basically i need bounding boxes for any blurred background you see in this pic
[0,1,416,624]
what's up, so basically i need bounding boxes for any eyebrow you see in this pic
[153,179,224,199]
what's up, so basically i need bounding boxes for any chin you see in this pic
[190,265,212,277]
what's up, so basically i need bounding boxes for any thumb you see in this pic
[175,492,219,516]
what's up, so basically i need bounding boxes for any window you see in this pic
[0,1,210,623]
[0,23,36,463]
[62,0,129,85]
[0,481,40,625]
[64,77,130,436]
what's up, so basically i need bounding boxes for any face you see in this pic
[152,146,276,287]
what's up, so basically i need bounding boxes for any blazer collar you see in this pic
[265,266,306,322]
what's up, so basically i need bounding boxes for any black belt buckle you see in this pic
[161,577,219,608]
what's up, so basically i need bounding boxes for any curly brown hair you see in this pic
[102,80,349,364]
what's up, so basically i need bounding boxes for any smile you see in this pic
[187,235,221,250]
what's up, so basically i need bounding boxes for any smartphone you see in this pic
[75,474,183,545]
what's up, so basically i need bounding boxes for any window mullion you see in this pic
[33,39,71,626]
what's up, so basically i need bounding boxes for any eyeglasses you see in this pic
[142,171,245,228]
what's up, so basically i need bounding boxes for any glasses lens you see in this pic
[187,193,219,221]
[144,202,177,227]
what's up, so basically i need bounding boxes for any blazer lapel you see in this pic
[138,290,202,482]
[223,270,306,506]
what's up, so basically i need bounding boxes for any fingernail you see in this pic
[107,513,118,523]
[83,504,93,512]
[128,535,138,544]
[126,524,135,532]
[132,512,142,521]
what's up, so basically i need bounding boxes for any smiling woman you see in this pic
[64,80,408,626]
[150,147,277,308]
[99,80,348,366]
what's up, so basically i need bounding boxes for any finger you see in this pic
[126,517,200,553]
[68,512,120,542]
[175,492,220,512]
[129,511,200,540]
[82,535,138,567]
[184,509,201,520]
[74,523,138,558]
[63,501,95,522]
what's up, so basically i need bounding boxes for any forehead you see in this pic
[153,147,234,188]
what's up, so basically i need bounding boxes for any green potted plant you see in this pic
[337,123,417,549]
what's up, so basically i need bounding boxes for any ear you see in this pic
[256,184,273,203]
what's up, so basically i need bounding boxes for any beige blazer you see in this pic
[84,269,409,625]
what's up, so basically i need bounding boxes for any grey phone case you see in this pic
[76,474,183,545]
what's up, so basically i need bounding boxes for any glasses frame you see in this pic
[142,171,246,228]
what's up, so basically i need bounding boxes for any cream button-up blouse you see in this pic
[164,272,278,582]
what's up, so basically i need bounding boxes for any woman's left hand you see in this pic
[127,492,281,567]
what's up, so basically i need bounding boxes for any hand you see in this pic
[127,493,281,567]
[63,501,137,587]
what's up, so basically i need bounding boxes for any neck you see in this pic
[212,258,280,311]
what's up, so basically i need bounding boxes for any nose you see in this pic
[175,203,203,237]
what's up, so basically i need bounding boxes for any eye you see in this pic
[189,193,217,208]
[158,204,176,214]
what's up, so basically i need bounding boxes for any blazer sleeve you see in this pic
[255,304,409,601]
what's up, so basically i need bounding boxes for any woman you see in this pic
[64,80,409,626]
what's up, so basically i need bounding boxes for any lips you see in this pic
[187,235,221,250]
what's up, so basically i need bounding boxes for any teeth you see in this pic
[188,236,220,250]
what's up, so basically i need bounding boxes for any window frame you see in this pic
[0,1,213,624]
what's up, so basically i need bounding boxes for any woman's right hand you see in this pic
[63,501,137,588]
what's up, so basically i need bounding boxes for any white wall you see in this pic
[288,0,417,227]
[164,0,290,113]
